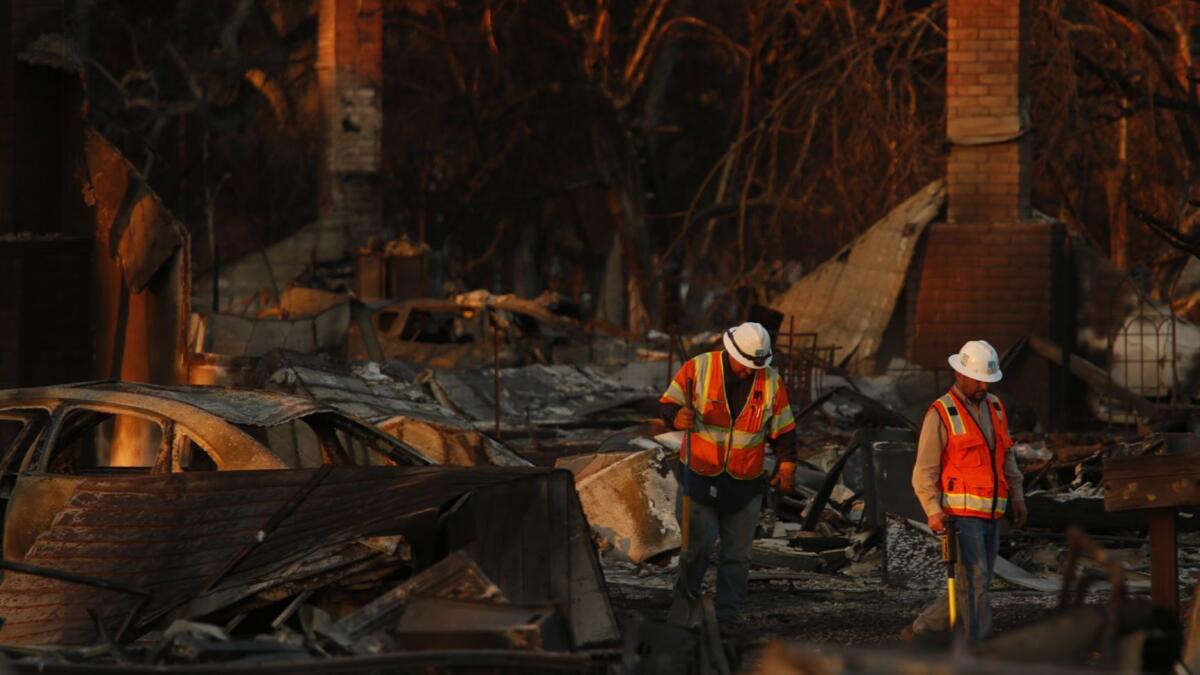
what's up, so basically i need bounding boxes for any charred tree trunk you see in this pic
[593,114,654,333]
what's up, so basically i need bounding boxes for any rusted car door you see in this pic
[3,403,172,561]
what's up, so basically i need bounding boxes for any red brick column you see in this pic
[907,0,1071,429]
[317,0,383,254]
[946,0,1030,223]
[908,222,1058,365]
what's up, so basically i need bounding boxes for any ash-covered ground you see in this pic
[605,558,1106,648]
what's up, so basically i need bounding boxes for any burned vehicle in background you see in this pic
[346,292,627,368]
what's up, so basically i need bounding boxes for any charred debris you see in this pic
[5,0,1200,673]
[2,252,1200,672]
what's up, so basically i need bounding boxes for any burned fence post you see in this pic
[1147,509,1180,613]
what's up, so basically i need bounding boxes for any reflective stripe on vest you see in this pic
[933,394,966,436]
[942,490,1009,518]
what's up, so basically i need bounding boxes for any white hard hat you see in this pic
[723,322,772,369]
[948,340,1002,383]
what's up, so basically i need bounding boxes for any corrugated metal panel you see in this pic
[431,364,657,425]
[443,468,619,646]
[0,466,617,648]
[771,180,944,375]
[261,362,530,467]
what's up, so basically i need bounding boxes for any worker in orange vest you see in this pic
[660,322,797,629]
[902,340,1028,643]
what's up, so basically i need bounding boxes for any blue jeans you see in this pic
[673,483,761,625]
[913,516,1000,642]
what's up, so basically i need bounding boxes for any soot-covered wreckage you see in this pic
[3,0,1200,673]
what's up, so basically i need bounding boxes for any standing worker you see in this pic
[660,322,797,630]
[902,340,1028,643]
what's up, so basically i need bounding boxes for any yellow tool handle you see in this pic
[939,520,958,631]
[947,577,957,629]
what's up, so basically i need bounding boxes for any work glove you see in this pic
[673,408,697,431]
[927,511,949,534]
[770,461,797,494]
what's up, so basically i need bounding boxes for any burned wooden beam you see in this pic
[1026,335,1158,421]
[1104,451,1200,512]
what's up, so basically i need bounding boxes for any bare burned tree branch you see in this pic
[1130,202,1200,259]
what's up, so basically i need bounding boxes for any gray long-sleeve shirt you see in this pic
[912,387,1025,518]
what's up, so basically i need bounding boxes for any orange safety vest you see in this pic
[930,389,1013,520]
[660,351,796,479]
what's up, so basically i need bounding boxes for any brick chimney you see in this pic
[317,0,383,255]
[908,0,1071,428]
[946,0,1030,223]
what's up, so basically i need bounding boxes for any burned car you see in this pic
[0,382,617,651]
[0,381,430,562]
[346,298,516,368]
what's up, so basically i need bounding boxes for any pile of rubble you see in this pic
[6,255,1200,672]
[3,350,1199,672]
[0,465,620,672]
